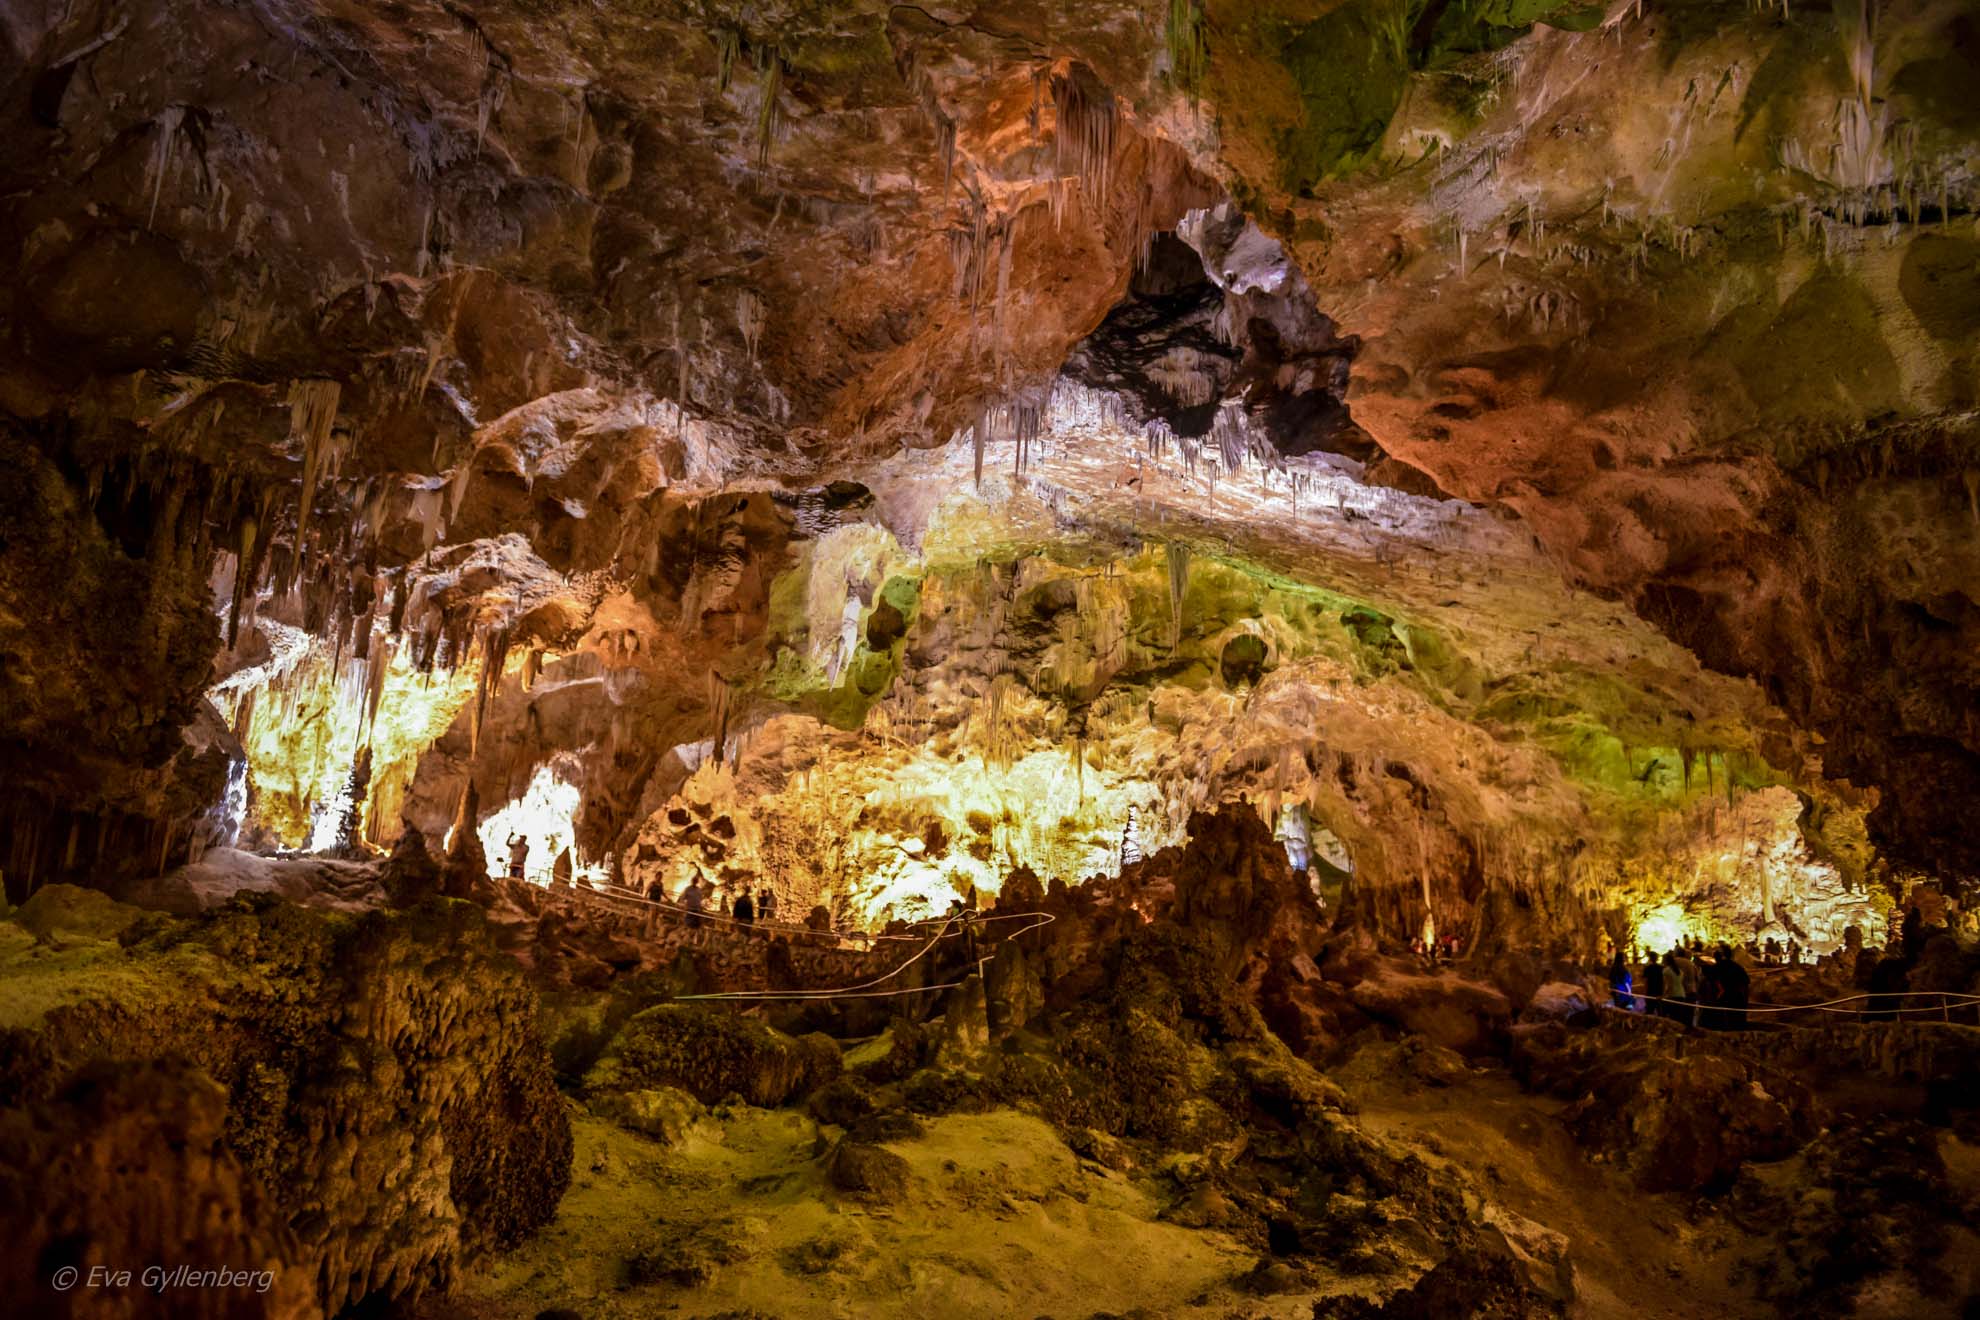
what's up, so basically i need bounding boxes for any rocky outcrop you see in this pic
[0,885,570,1315]
[1511,1018,1818,1193]
[1347,966,1515,1057]
[1731,1114,1974,1313]
[584,1002,840,1108]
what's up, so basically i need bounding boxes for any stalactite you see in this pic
[227,512,258,647]
[1166,542,1190,652]
[972,404,988,489]
[993,221,1016,365]
[753,49,782,168]
[469,627,511,758]
[709,669,733,763]
[388,571,410,635]
[937,114,957,201]
[1052,70,1117,199]
[364,641,392,735]
[144,106,186,228]
[287,378,342,573]
[672,300,696,433]
[714,28,740,91]
[736,288,765,362]
[1165,0,1208,108]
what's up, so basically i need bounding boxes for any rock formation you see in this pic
[0,885,570,1316]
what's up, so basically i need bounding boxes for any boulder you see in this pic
[1065,1125,1134,1171]
[1348,966,1513,1056]
[826,1139,911,1201]
[1563,1050,1816,1192]
[591,1085,706,1144]
[1473,1201,1576,1305]
[585,1004,840,1107]
[807,1075,882,1129]
[1515,1022,1818,1193]
[1399,1036,1471,1088]
[1516,981,1597,1026]
[13,883,144,941]
[624,1219,750,1286]
[1731,1114,1963,1313]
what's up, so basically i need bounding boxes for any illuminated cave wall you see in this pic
[211,621,478,852]
[1619,786,1890,955]
[627,726,1176,923]
[202,441,1894,951]
[600,471,1887,941]
[476,754,611,885]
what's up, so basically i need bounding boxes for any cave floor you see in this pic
[1333,1047,1763,1320]
[1334,1041,1980,1320]
[432,1108,1325,1320]
[417,1044,1975,1320]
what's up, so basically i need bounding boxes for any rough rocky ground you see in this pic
[414,1022,1980,1320]
[437,1109,1295,1320]
[7,811,1978,1318]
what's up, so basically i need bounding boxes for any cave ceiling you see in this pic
[2,0,1976,942]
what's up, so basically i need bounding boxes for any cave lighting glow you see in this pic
[1630,901,1705,956]
[818,747,1173,924]
[476,758,609,886]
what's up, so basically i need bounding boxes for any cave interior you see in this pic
[2,0,1979,1316]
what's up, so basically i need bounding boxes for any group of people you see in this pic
[674,874,778,932]
[1852,903,1959,1021]
[1608,942,1752,1029]
[1407,932,1463,964]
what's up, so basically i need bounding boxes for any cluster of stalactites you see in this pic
[1052,68,1118,201]
[964,390,1050,488]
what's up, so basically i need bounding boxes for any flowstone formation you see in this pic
[0,885,571,1317]
[4,0,1980,1315]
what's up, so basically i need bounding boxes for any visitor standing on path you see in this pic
[1661,949,1690,1025]
[1608,950,1633,1010]
[1713,944,1750,1029]
[1867,947,1908,1021]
